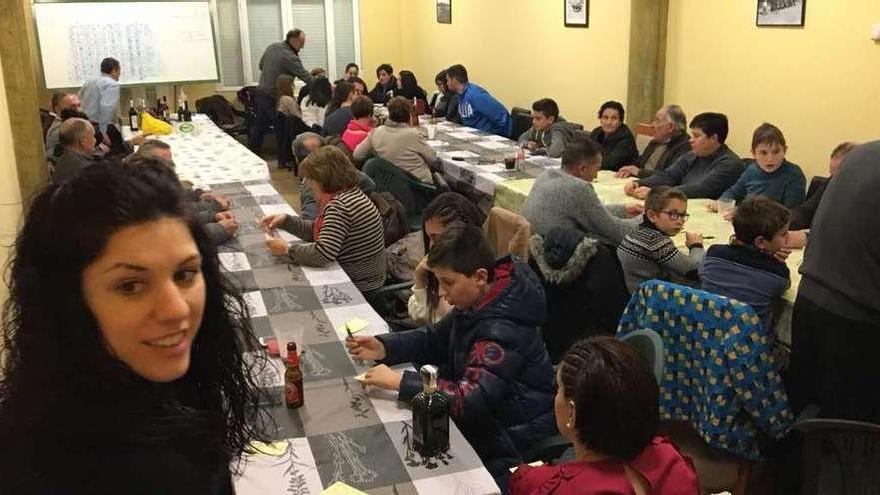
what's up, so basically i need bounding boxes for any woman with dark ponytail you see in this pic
[407,192,484,325]
[0,161,268,494]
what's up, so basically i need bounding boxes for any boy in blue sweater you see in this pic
[711,123,805,211]
[446,64,512,137]
[700,196,791,332]
[346,223,556,488]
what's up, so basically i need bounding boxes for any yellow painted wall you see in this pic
[0,52,24,307]
[666,0,880,179]
[360,0,632,130]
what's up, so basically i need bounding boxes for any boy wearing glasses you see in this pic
[618,186,705,293]
[700,195,791,332]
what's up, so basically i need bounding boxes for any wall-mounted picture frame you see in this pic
[437,0,451,24]
[756,0,806,27]
[564,0,589,28]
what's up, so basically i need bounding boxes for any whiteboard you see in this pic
[33,1,220,89]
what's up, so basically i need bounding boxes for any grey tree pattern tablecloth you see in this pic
[420,118,562,199]
[134,114,271,188]
[208,180,499,495]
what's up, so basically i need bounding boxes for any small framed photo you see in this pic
[436,0,451,24]
[756,0,806,27]
[564,0,589,28]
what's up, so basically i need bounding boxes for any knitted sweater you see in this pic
[720,160,806,207]
[280,187,386,292]
[617,218,705,293]
[352,121,436,183]
[521,169,639,246]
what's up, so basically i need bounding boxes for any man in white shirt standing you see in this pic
[79,57,121,136]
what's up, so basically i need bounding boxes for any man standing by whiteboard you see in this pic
[249,29,313,154]
[79,57,121,138]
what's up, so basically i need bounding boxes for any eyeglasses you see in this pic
[659,210,690,221]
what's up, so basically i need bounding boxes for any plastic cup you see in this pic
[718,198,736,219]
[426,124,436,139]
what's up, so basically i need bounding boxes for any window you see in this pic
[211,0,360,89]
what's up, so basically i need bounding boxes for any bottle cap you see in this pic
[419,364,438,393]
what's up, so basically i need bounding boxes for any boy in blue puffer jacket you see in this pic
[445,64,512,137]
[346,223,556,491]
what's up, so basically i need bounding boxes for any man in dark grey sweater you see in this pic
[624,112,744,200]
[249,29,313,153]
[522,132,643,246]
[787,140,880,423]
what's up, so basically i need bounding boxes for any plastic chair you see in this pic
[362,157,438,231]
[196,94,247,137]
[522,435,573,465]
[619,329,663,386]
[794,413,880,494]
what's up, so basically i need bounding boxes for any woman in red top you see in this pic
[509,337,699,495]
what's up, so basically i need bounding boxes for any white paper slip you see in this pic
[475,140,510,150]
[447,131,481,140]
[259,203,296,216]
[456,126,480,133]
[442,150,480,159]
[245,183,277,197]
[425,140,449,147]
[481,134,511,142]
[476,163,507,173]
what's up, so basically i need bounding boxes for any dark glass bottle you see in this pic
[161,96,169,121]
[411,365,449,457]
[182,100,192,122]
[128,99,139,131]
[284,342,304,409]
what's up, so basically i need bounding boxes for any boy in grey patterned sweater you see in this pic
[618,186,705,293]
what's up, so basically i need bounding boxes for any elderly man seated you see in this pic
[53,118,97,185]
[616,104,692,179]
[45,91,82,161]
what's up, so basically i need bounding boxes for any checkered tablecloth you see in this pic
[127,114,270,188]
[419,118,562,199]
[207,181,499,494]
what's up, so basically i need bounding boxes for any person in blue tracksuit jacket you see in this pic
[445,64,512,137]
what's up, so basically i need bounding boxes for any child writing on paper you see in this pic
[345,224,556,490]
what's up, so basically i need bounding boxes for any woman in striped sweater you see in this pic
[262,146,386,292]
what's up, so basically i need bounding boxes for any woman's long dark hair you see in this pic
[0,162,267,486]
[398,70,427,101]
[326,80,354,116]
[421,193,484,321]
[306,76,332,107]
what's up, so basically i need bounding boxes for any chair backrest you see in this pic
[510,106,532,140]
[794,417,880,495]
[483,207,531,261]
[39,109,54,140]
[362,157,436,231]
[616,280,794,459]
[634,122,654,155]
[619,329,664,386]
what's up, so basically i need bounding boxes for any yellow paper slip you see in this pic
[320,481,367,495]
[339,317,370,335]
[250,440,288,457]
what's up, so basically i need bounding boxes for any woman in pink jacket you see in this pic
[341,96,375,151]
[510,337,699,495]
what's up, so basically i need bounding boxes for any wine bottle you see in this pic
[161,96,169,121]
[128,99,139,131]
[411,365,449,457]
[183,99,192,122]
[284,342,304,409]
[176,104,184,122]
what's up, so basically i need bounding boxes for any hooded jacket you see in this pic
[517,118,576,158]
[457,83,512,137]
[529,227,630,362]
[377,257,557,484]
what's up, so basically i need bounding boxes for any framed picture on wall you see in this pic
[437,0,451,24]
[564,0,589,28]
[756,0,806,27]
